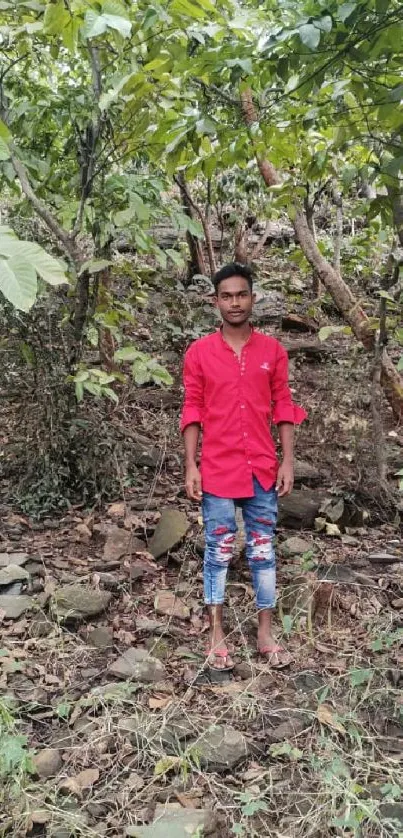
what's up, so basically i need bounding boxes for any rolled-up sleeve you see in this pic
[180,344,204,433]
[271,343,308,425]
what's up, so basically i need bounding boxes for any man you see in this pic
[181,263,307,670]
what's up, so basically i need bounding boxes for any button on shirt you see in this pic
[181,328,307,498]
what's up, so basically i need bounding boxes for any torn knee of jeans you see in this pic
[255,517,274,525]
[215,533,236,561]
[212,525,230,536]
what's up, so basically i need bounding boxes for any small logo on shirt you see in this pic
[260,362,270,371]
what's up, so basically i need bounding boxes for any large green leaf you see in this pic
[0,256,37,312]
[299,23,321,49]
[0,138,10,161]
[0,237,67,285]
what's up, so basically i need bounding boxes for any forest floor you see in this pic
[0,245,402,838]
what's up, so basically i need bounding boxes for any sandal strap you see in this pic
[258,645,283,655]
[206,647,229,658]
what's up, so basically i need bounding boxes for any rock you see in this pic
[136,617,165,633]
[28,614,54,638]
[51,586,112,620]
[24,561,44,577]
[380,802,403,828]
[149,509,190,559]
[0,551,29,568]
[154,590,190,620]
[87,626,113,649]
[75,523,92,544]
[267,717,308,742]
[368,552,401,565]
[392,598,403,609]
[2,582,23,596]
[320,497,345,524]
[109,648,165,682]
[293,459,321,487]
[280,573,332,625]
[33,748,62,779]
[0,564,30,586]
[196,724,249,772]
[103,525,146,562]
[341,534,360,546]
[126,772,145,791]
[278,490,323,530]
[234,662,253,680]
[126,808,217,837]
[281,313,318,333]
[108,501,126,518]
[281,536,313,557]
[0,595,33,619]
[132,441,160,468]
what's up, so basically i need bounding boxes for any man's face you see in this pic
[214,275,255,326]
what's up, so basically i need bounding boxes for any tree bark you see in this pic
[176,172,207,280]
[240,87,403,419]
[387,186,403,247]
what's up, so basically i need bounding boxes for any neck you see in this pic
[221,321,251,342]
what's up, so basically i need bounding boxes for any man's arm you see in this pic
[276,423,294,496]
[180,345,204,502]
[271,342,307,497]
[184,423,202,501]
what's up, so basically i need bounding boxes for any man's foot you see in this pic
[206,632,234,670]
[257,630,292,668]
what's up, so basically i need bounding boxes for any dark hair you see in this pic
[212,262,253,294]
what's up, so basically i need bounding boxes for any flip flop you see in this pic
[257,644,293,669]
[205,647,235,671]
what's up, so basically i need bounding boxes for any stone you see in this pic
[293,459,321,486]
[126,809,218,837]
[87,626,113,649]
[0,595,33,619]
[0,564,30,586]
[278,491,323,530]
[380,803,403,828]
[0,551,29,568]
[368,552,401,565]
[136,617,165,633]
[149,509,190,559]
[126,772,145,791]
[282,313,318,333]
[2,582,23,596]
[280,573,332,625]
[154,590,190,620]
[392,598,403,609]
[103,525,146,562]
[109,648,165,682]
[267,717,308,743]
[24,561,44,577]
[28,614,54,638]
[51,586,111,620]
[196,724,249,772]
[234,662,253,680]
[281,536,313,557]
[33,748,62,779]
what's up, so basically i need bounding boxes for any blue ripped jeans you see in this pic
[202,477,278,610]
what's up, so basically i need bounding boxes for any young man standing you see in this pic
[181,263,307,670]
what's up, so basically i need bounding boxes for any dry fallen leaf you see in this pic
[148,695,172,710]
[316,703,346,735]
[59,767,100,798]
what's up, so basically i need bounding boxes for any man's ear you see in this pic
[212,295,219,308]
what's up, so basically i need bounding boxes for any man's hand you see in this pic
[185,462,202,501]
[276,461,294,497]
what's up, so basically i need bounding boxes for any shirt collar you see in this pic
[218,324,255,350]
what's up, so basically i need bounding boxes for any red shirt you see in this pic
[181,328,307,498]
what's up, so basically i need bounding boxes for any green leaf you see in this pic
[318,325,349,341]
[103,14,132,37]
[349,668,373,687]
[299,23,320,49]
[397,356,403,372]
[170,0,206,20]
[317,15,332,32]
[382,156,403,177]
[78,259,112,276]
[114,345,143,362]
[338,3,356,22]
[0,237,67,285]
[0,120,11,141]
[0,137,10,161]
[0,256,37,312]
[43,1,70,35]
[102,386,119,404]
[82,10,107,38]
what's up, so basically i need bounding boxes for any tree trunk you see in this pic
[176,172,207,281]
[234,221,248,262]
[71,270,90,365]
[240,87,403,419]
[387,186,403,247]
